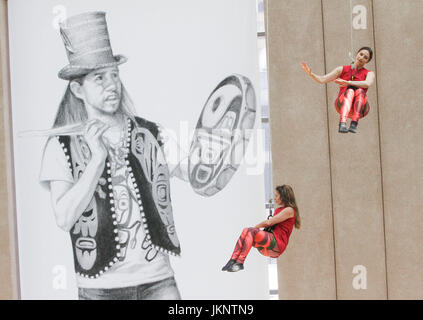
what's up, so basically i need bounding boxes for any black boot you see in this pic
[348,121,358,133]
[226,262,244,272]
[221,259,236,271]
[338,122,348,133]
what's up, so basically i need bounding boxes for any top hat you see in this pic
[58,11,127,80]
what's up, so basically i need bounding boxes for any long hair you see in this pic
[53,77,137,128]
[276,185,301,229]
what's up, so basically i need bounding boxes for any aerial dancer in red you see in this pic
[301,47,375,133]
[222,185,300,272]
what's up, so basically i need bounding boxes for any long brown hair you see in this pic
[276,185,300,229]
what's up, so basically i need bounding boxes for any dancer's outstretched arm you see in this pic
[301,61,342,84]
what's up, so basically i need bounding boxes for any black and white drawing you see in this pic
[30,11,257,300]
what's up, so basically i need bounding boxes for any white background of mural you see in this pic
[8,0,267,299]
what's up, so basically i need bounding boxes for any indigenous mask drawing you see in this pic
[188,75,257,197]
[73,202,98,270]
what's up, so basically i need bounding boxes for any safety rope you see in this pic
[348,0,355,63]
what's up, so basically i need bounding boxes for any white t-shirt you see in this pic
[39,136,175,289]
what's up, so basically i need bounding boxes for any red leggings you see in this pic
[335,88,369,123]
[230,227,282,264]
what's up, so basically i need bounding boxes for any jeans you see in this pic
[78,276,181,300]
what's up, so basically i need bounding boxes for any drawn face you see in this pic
[75,66,122,115]
[355,49,370,67]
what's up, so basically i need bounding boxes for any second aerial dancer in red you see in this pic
[302,46,375,133]
[222,185,300,272]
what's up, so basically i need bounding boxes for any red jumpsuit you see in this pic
[230,207,296,264]
[335,65,371,123]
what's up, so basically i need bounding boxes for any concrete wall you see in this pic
[322,0,387,300]
[267,0,423,299]
[373,0,423,300]
[0,0,19,300]
[266,0,337,300]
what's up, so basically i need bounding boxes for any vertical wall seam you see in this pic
[265,0,287,299]
[263,0,279,297]
[320,0,338,300]
[371,0,389,300]
[1,0,21,299]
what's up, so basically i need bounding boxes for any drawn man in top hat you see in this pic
[39,11,183,300]
[39,11,256,300]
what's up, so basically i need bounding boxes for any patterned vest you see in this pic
[57,116,181,279]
